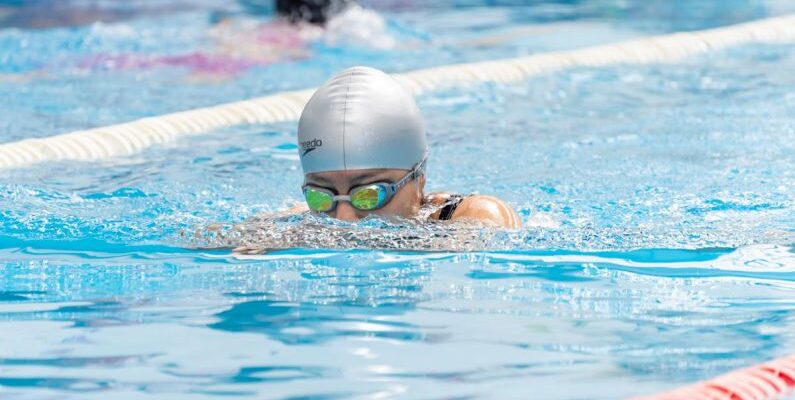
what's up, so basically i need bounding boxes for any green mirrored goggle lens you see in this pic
[350,185,387,211]
[304,188,334,212]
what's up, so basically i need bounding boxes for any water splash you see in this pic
[190,212,795,253]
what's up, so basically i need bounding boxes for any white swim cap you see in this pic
[297,66,427,174]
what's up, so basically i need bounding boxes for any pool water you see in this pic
[1,1,795,399]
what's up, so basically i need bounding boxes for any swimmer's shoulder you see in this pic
[426,192,522,229]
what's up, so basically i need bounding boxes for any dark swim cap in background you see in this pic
[275,0,353,25]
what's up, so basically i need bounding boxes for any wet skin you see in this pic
[303,168,522,228]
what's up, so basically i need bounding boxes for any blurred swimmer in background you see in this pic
[78,0,395,81]
[1,0,395,83]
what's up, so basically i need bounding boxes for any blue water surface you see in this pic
[1,1,795,399]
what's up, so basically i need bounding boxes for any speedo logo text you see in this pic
[300,139,323,156]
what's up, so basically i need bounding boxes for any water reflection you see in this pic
[1,248,795,398]
[209,251,438,344]
[211,298,430,344]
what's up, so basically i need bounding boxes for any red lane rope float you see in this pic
[633,355,795,400]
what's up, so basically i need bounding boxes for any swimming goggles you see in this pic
[302,158,426,213]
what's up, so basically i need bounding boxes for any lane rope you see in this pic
[633,354,795,400]
[2,14,795,169]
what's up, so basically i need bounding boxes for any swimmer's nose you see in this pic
[334,202,360,222]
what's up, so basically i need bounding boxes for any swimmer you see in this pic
[4,0,393,83]
[295,66,521,228]
[71,0,392,81]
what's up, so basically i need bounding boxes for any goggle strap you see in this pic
[391,157,427,193]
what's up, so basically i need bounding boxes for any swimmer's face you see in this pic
[304,168,426,221]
